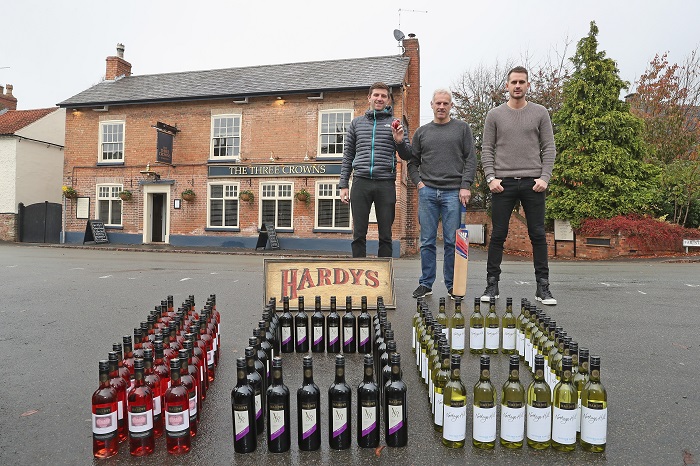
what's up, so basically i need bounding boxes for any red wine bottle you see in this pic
[127,358,155,456]
[311,296,325,353]
[342,296,356,353]
[232,357,257,453]
[357,354,380,448]
[295,296,310,353]
[142,348,164,438]
[384,353,408,447]
[297,355,321,451]
[92,360,119,458]
[326,296,341,353]
[178,350,198,437]
[328,354,352,449]
[164,358,190,454]
[108,350,128,443]
[245,345,265,435]
[267,357,291,453]
[357,296,372,354]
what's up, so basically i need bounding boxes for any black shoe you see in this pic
[448,288,463,301]
[536,278,557,305]
[480,277,499,302]
[412,285,433,299]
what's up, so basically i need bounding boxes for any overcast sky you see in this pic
[2,0,698,124]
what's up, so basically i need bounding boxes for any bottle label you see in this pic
[328,326,339,346]
[117,400,124,420]
[580,406,607,445]
[525,339,533,365]
[576,397,582,433]
[517,331,525,356]
[451,327,465,350]
[153,394,162,416]
[360,405,377,437]
[411,327,416,349]
[207,349,214,366]
[269,408,286,440]
[343,326,354,345]
[255,394,262,420]
[189,389,197,416]
[129,405,154,434]
[500,406,525,442]
[526,405,551,442]
[332,407,349,438]
[441,327,450,344]
[502,327,516,350]
[387,403,404,435]
[313,326,323,345]
[281,326,292,345]
[552,406,577,445]
[472,406,497,442]
[92,405,118,436]
[469,327,484,349]
[485,327,499,349]
[296,325,307,345]
[442,405,467,441]
[165,406,189,434]
[233,406,250,441]
[433,392,444,426]
[359,327,370,347]
[301,408,318,439]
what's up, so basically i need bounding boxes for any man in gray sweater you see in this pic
[408,89,476,299]
[480,66,557,305]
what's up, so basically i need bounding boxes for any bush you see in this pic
[576,214,700,252]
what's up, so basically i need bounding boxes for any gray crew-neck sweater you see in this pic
[407,118,476,190]
[481,102,556,183]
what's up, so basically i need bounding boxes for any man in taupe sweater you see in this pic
[480,66,557,305]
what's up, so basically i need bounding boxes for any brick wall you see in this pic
[0,213,17,241]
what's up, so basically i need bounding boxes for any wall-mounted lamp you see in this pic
[275,96,285,105]
[139,162,161,180]
[269,152,280,162]
[303,152,315,161]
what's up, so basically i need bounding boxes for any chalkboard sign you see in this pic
[83,220,110,244]
[255,223,280,250]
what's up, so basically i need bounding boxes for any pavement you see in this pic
[0,241,698,465]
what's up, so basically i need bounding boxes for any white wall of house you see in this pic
[0,137,18,213]
[16,108,66,146]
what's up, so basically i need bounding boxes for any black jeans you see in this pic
[487,177,549,281]
[350,177,396,257]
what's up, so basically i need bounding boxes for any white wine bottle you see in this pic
[451,299,465,355]
[516,300,530,361]
[433,346,451,432]
[436,297,450,345]
[573,347,590,439]
[580,356,607,452]
[484,297,500,354]
[552,355,577,452]
[442,354,467,448]
[472,355,496,449]
[469,298,484,354]
[526,354,551,450]
[500,355,525,449]
[501,297,517,354]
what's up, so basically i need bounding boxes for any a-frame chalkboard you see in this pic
[255,222,280,250]
[83,220,110,244]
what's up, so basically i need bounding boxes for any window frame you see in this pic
[317,109,353,159]
[259,182,294,232]
[207,182,241,230]
[98,120,125,164]
[313,179,352,231]
[209,114,242,161]
[95,183,123,227]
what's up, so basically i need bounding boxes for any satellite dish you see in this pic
[393,29,405,41]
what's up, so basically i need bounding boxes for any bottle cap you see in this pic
[134,358,144,370]
[390,353,401,364]
[303,355,313,367]
[236,357,246,369]
[335,354,345,366]
[364,354,373,366]
[272,356,283,369]
[99,360,110,372]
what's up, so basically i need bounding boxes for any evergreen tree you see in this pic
[547,22,660,225]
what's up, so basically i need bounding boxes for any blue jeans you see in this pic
[418,186,461,290]
[487,177,549,281]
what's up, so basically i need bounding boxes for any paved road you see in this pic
[0,243,698,465]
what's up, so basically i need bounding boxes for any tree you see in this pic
[547,21,660,225]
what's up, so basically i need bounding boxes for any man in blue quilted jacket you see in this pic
[339,82,412,258]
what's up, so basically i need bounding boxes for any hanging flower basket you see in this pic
[240,190,254,203]
[119,190,132,201]
[181,189,196,202]
[295,188,311,205]
[62,186,78,199]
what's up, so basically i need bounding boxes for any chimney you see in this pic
[0,83,18,111]
[105,43,132,80]
[402,34,420,136]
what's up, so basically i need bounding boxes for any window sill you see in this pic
[313,228,352,234]
[258,228,293,233]
[205,227,241,232]
[314,156,343,161]
[97,161,125,166]
[208,158,240,163]
[104,225,124,230]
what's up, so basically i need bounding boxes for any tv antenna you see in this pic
[398,8,427,31]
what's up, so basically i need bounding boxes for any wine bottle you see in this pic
[267,357,291,453]
[357,296,372,354]
[262,311,276,360]
[420,316,433,385]
[526,354,551,450]
[573,347,590,439]
[580,356,607,452]
[231,357,257,453]
[442,354,467,448]
[381,339,398,406]
[123,335,135,389]
[552,355,577,451]
[357,354,380,448]
[451,298,465,355]
[500,354,525,449]
[92,360,119,459]
[524,307,538,368]
[185,332,207,400]
[472,355,496,449]
[548,328,564,389]
[198,314,215,382]
[295,296,310,353]
[297,355,321,451]
[244,346,265,435]
[108,350,128,443]
[415,303,426,368]
[279,297,294,353]
[469,298,485,354]
[311,296,325,353]
[258,320,274,367]
[328,354,352,450]
[501,297,517,354]
[433,346,451,432]
[133,327,144,360]
[178,350,198,437]
[385,353,408,447]
[484,297,500,354]
[431,335,448,413]
[128,358,155,456]
[541,321,557,388]
[436,297,450,345]
[342,296,356,353]
[182,341,202,416]
[378,329,394,394]
[427,326,441,404]
[516,299,529,361]
[142,348,164,438]
[412,298,422,355]
[164,358,190,454]
[326,296,341,353]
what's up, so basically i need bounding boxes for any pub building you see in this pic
[58,36,421,257]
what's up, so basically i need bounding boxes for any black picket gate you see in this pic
[18,201,62,243]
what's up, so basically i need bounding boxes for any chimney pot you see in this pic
[116,43,125,59]
[408,33,416,38]
[6,84,13,96]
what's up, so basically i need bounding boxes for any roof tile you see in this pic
[0,108,58,135]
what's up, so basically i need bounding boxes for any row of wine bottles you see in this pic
[413,296,607,452]
[91,294,221,458]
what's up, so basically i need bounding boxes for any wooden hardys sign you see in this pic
[263,258,395,309]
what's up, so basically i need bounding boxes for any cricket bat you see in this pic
[452,204,469,297]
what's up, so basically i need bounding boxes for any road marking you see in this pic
[6,265,17,268]
[210,272,218,275]
[180,277,192,281]
[99,275,112,279]
[638,290,647,295]
[686,284,699,287]
[514,280,531,285]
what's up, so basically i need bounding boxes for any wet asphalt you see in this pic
[0,242,698,466]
